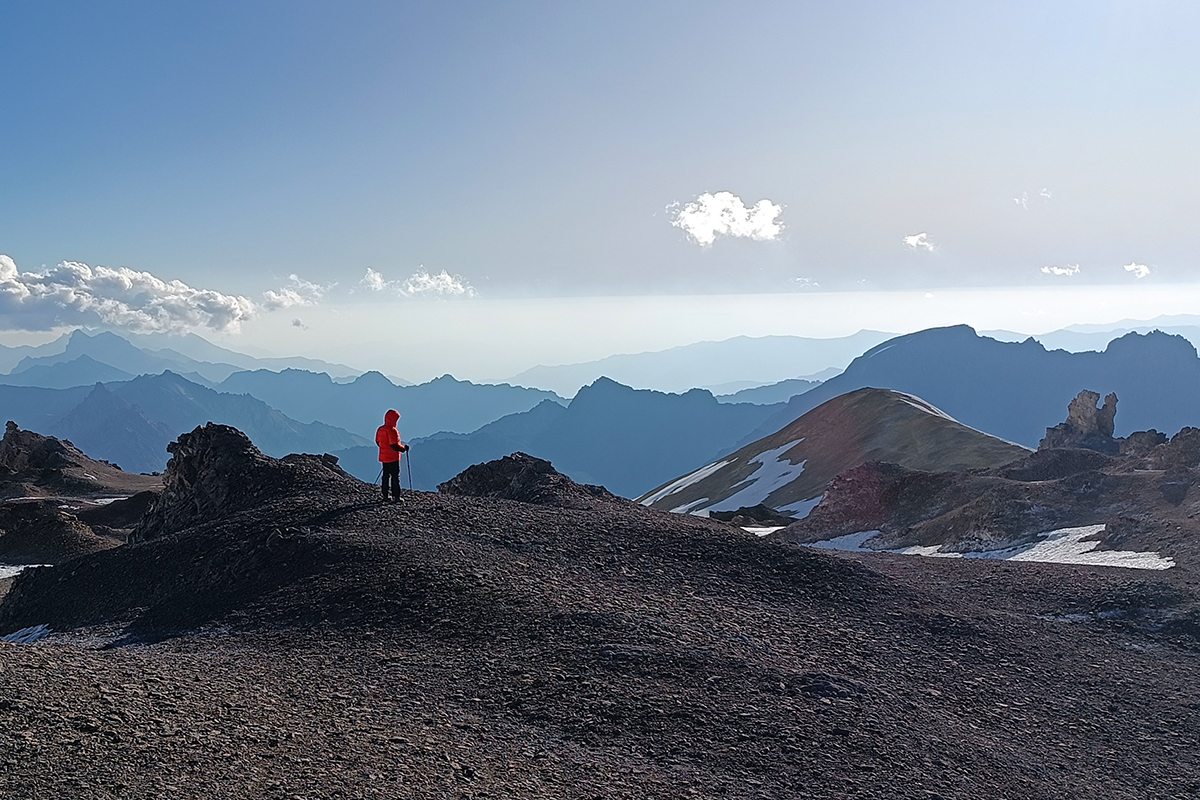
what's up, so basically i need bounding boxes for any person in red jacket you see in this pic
[375,409,408,502]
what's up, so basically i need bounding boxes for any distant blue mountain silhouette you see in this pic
[334,378,784,497]
[0,353,136,388]
[1,372,367,473]
[0,329,362,384]
[219,369,564,440]
[747,325,1200,448]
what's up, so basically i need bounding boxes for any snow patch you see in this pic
[805,530,880,551]
[803,525,1173,570]
[640,460,732,505]
[743,526,785,537]
[895,392,955,421]
[0,563,49,580]
[1,624,52,644]
[709,441,805,512]
[670,497,710,514]
[778,495,822,519]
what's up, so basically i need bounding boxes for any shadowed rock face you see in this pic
[0,501,120,563]
[1040,390,1120,453]
[0,420,160,499]
[131,423,355,543]
[437,452,619,509]
[0,420,77,477]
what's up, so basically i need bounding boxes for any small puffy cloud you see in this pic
[358,267,475,298]
[1014,192,1028,209]
[902,232,936,251]
[0,254,256,333]
[1039,187,1052,201]
[1041,264,1080,276]
[291,317,308,330]
[360,267,388,292]
[262,274,328,310]
[1124,262,1151,279]
[402,268,475,297]
[669,191,783,246]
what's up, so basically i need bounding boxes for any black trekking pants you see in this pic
[382,460,401,498]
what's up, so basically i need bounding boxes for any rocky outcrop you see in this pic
[0,421,160,498]
[1039,390,1120,453]
[709,504,797,527]
[0,420,77,478]
[438,452,618,509]
[0,500,121,563]
[131,423,354,542]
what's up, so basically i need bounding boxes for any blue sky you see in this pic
[2,1,1200,375]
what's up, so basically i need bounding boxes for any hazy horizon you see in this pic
[4,2,1199,381]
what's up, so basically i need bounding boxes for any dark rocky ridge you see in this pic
[131,422,351,543]
[1,428,1200,797]
[0,421,160,498]
[437,451,620,509]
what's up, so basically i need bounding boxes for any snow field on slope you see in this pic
[639,460,731,506]
[804,525,1174,570]
[708,441,805,512]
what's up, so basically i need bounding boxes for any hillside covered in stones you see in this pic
[0,423,1199,798]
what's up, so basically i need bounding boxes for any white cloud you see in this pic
[291,317,308,330]
[1039,188,1052,201]
[262,274,328,310]
[669,191,783,246]
[360,267,388,292]
[358,267,475,298]
[1041,264,1080,276]
[902,232,936,251]
[1124,262,1151,279]
[1014,192,1028,209]
[0,254,256,333]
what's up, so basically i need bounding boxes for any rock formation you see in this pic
[1,420,78,479]
[131,423,354,543]
[0,421,160,500]
[438,452,618,509]
[1039,390,1120,453]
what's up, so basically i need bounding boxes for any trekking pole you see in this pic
[406,447,413,493]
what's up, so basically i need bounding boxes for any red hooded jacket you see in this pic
[375,409,403,463]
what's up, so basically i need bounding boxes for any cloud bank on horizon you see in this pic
[0,254,257,332]
[669,192,783,246]
[0,254,476,334]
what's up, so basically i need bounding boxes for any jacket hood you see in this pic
[384,409,400,426]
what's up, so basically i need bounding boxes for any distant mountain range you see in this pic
[0,329,362,382]
[332,378,787,497]
[1,371,368,473]
[748,326,1200,450]
[219,369,564,440]
[638,387,1029,517]
[503,332,892,396]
